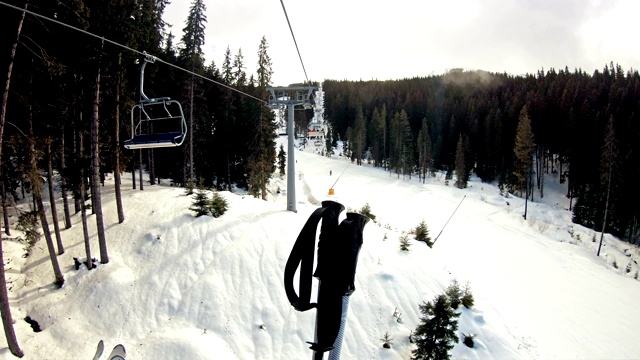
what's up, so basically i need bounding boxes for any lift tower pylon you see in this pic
[267,86,316,212]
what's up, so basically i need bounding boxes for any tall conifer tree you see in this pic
[454,135,467,189]
[179,0,207,183]
[248,37,276,199]
[513,106,535,196]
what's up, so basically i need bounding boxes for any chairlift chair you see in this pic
[123,54,187,150]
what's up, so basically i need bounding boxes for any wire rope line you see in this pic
[279,0,310,84]
[0,0,267,105]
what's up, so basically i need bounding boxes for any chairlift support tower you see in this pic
[267,86,316,212]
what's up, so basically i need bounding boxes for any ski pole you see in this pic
[311,212,369,360]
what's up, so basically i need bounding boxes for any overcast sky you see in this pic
[162,0,640,86]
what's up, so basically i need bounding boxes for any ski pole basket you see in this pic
[123,53,187,150]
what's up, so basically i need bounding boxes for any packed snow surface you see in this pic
[2,139,640,359]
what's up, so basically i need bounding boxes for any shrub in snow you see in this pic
[17,210,40,253]
[360,203,376,223]
[411,294,459,360]
[381,332,393,349]
[209,192,228,218]
[446,280,462,309]
[189,182,210,217]
[190,179,228,218]
[462,333,476,348]
[399,233,412,251]
[626,262,632,274]
[461,281,475,309]
[185,178,195,196]
[414,220,433,248]
[635,270,639,280]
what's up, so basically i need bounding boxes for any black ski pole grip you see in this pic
[314,200,345,280]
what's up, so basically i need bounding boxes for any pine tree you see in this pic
[208,191,228,218]
[512,106,535,196]
[359,203,376,222]
[400,110,414,178]
[461,281,475,308]
[247,37,276,200]
[597,115,618,256]
[414,220,433,247]
[399,233,412,251]
[411,295,460,360]
[417,117,433,183]
[277,144,286,177]
[190,179,209,217]
[325,123,334,157]
[369,107,384,167]
[179,0,207,183]
[454,135,467,189]
[390,111,412,178]
[445,280,462,309]
[352,104,366,165]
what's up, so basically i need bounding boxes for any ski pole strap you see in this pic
[308,212,370,356]
[284,201,345,312]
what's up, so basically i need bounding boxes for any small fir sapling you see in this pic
[461,281,475,309]
[381,332,393,349]
[185,178,196,195]
[414,220,433,248]
[360,203,376,223]
[399,233,412,251]
[446,280,462,309]
[209,192,228,218]
[189,182,210,217]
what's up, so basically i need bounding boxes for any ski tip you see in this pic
[107,344,126,360]
[92,340,105,360]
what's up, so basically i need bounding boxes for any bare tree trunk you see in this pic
[73,118,82,214]
[60,125,72,228]
[114,53,124,223]
[0,3,27,351]
[91,40,108,264]
[1,183,9,236]
[35,188,64,285]
[79,133,92,268]
[46,141,64,254]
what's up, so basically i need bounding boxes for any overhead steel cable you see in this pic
[279,0,310,84]
[0,0,267,104]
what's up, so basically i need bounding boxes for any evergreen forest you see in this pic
[322,67,640,243]
[1,0,278,202]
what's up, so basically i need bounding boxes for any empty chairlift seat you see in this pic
[123,53,188,150]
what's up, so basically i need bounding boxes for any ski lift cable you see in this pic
[0,0,268,105]
[279,0,310,85]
